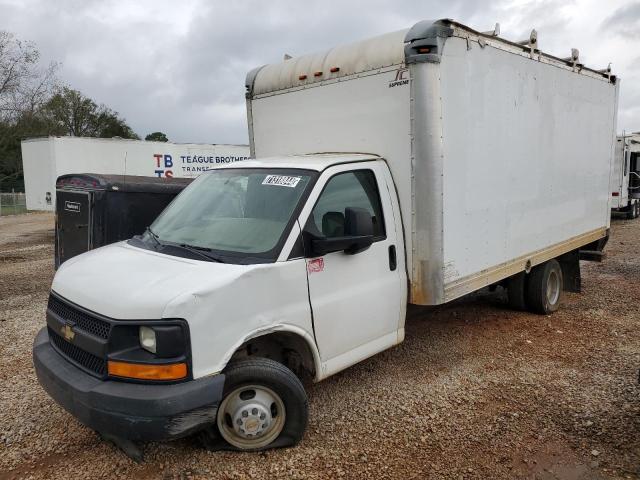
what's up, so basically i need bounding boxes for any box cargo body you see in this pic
[611,134,640,218]
[246,19,618,305]
[21,137,249,211]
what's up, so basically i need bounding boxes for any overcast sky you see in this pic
[1,0,639,144]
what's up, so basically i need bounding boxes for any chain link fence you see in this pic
[0,192,27,216]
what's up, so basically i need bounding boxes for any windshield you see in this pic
[148,168,315,261]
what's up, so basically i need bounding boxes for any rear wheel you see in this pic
[506,272,528,310]
[525,259,563,315]
[212,358,308,451]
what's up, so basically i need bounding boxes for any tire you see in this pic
[506,272,528,310]
[526,259,563,315]
[203,358,308,451]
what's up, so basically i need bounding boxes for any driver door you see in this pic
[302,163,403,375]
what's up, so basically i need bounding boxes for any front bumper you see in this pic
[33,327,225,442]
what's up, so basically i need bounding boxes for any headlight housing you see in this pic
[108,321,190,382]
[135,325,187,358]
[139,326,157,353]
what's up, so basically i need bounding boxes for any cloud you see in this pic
[0,0,639,142]
[602,1,640,38]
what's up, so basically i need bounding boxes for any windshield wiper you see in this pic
[143,227,224,263]
[145,226,163,249]
[176,243,225,263]
[178,244,225,263]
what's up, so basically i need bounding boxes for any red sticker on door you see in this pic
[307,258,324,273]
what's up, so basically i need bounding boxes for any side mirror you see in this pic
[344,207,373,237]
[308,207,374,256]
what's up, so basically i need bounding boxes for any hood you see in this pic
[52,242,248,319]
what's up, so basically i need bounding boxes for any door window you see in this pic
[308,170,385,239]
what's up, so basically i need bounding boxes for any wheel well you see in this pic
[229,332,316,380]
[501,252,581,294]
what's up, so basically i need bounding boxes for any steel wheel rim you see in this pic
[217,384,286,450]
[546,270,560,306]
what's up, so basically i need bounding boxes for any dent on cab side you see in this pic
[162,259,321,381]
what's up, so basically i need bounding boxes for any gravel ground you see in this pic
[0,212,638,480]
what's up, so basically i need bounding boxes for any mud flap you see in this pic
[99,432,145,463]
[558,250,581,293]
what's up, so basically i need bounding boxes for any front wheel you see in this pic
[212,358,308,451]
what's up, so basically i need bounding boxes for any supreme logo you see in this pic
[389,68,409,88]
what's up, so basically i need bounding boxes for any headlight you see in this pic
[139,326,157,353]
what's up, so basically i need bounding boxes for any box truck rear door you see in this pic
[57,190,91,265]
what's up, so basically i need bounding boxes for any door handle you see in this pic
[388,245,397,271]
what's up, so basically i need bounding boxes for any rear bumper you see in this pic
[33,327,224,442]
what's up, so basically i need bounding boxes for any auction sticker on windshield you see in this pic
[262,175,302,188]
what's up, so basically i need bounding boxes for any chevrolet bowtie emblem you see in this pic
[61,323,75,342]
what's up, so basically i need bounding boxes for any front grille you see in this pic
[48,295,111,339]
[48,327,107,376]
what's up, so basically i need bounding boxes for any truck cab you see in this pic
[34,154,407,450]
[612,134,640,219]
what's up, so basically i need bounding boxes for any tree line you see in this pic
[0,31,168,192]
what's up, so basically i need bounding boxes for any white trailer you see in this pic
[611,133,640,218]
[34,19,618,454]
[21,137,249,211]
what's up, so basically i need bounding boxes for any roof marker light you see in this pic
[314,71,323,77]
[330,67,340,73]
[299,74,307,80]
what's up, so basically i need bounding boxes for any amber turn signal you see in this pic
[108,360,187,381]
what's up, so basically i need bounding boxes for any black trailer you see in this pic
[55,174,193,268]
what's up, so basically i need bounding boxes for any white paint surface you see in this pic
[249,20,618,305]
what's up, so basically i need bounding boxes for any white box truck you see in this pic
[33,19,618,455]
[611,133,640,218]
[21,137,250,211]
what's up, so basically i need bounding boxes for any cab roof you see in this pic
[215,153,381,172]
